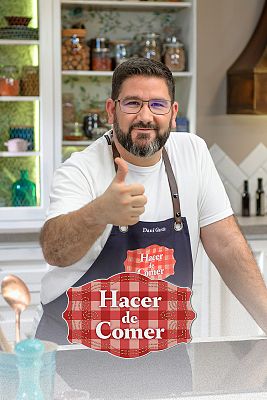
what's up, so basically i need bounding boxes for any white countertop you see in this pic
[54,337,267,400]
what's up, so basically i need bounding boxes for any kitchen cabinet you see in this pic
[206,237,267,338]
[53,0,196,166]
[0,0,54,232]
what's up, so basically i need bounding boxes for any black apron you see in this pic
[36,137,194,345]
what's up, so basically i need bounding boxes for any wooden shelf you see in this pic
[61,1,192,10]
[62,140,94,146]
[0,39,39,45]
[0,96,39,102]
[62,70,193,78]
[0,151,40,157]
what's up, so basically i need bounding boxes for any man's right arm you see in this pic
[40,158,147,267]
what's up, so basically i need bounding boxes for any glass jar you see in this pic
[111,40,131,67]
[164,41,186,72]
[62,93,76,124]
[92,48,112,71]
[139,33,161,61]
[21,66,39,96]
[62,29,90,70]
[0,65,20,96]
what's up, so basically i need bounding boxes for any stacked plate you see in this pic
[0,16,38,40]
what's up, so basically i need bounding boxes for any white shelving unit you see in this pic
[53,0,197,167]
[0,0,54,231]
[0,39,40,45]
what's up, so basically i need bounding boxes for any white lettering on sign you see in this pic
[140,253,164,262]
[99,290,162,308]
[137,268,165,277]
[142,227,166,233]
[95,321,165,340]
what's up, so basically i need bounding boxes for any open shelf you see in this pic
[0,39,39,45]
[62,70,193,77]
[0,151,40,157]
[0,96,39,102]
[61,1,192,11]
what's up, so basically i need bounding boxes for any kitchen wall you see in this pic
[197,0,267,214]
[197,0,266,163]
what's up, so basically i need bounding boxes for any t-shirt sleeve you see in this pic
[46,161,94,221]
[198,140,233,228]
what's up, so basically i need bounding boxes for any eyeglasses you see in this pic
[115,98,172,115]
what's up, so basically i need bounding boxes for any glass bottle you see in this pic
[12,169,37,207]
[15,339,45,400]
[256,178,265,216]
[241,180,250,217]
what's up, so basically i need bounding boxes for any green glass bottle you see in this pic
[12,169,37,207]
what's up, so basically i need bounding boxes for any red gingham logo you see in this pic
[63,273,196,359]
[124,244,175,280]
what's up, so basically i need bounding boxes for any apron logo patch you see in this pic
[124,244,175,280]
[63,272,196,359]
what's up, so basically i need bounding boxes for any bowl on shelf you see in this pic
[5,16,32,27]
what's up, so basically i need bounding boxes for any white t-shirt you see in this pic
[40,131,233,304]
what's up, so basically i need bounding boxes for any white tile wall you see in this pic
[210,143,267,215]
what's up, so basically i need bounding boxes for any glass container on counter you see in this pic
[62,29,90,70]
[0,65,20,96]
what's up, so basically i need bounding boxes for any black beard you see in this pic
[113,117,172,158]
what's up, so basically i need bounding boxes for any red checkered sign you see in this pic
[63,272,196,359]
[124,244,175,280]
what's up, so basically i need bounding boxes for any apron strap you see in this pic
[162,147,183,229]
[109,136,183,231]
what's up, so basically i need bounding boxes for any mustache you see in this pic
[129,122,159,131]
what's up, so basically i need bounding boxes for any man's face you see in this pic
[106,76,178,157]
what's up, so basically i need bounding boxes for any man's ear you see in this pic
[171,102,179,129]
[106,98,115,124]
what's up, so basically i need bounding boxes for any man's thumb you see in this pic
[114,157,128,183]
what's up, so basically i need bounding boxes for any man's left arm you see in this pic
[200,215,267,334]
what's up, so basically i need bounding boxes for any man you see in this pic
[36,58,267,343]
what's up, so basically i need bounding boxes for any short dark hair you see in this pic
[111,57,175,102]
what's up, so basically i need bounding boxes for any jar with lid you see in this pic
[62,29,90,70]
[164,40,186,72]
[0,65,20,96]
[62,93,76,124]
[139,33,161,61]
[110,40,131,67]
[21,66,39,96]
[92,48,112,71]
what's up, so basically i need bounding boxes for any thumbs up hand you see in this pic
[98,157,147,227]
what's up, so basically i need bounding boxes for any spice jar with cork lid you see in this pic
[62,29,90,70]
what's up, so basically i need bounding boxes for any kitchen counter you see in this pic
[237,216,267,239]
[54,337,267,399]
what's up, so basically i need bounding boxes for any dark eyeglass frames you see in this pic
[114,98,172,115]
